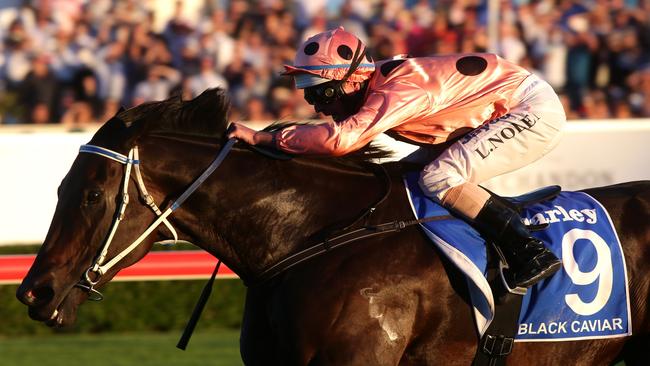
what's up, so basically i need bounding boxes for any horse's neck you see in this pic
[145,141,385,280]
[214,155,386,280]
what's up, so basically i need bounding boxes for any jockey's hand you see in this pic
[227,122,274,147]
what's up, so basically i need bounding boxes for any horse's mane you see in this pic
[115,88,393,165]
[117,88,231,138]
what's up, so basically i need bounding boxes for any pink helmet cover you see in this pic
[283,27,375,84]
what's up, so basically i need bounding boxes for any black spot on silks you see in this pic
[456,56,488,76]
[337,45,353,60]
[380,59,406,77]
[304,42,319,55]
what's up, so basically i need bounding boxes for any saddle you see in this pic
[407,173,631,362]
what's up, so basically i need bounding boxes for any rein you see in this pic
[75,139,236,300]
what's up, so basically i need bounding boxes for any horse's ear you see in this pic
[115,105,152,148]
[108,106,126,120]
[90,115,131,147]
[123,118,150,147]
[93,114,148,151]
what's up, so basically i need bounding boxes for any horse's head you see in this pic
[16,89,231,327]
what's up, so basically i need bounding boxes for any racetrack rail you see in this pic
[0,250,237,285]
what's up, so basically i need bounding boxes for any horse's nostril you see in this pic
[17,286,34,306]
[29,286,55,306]
[24,290,36,302]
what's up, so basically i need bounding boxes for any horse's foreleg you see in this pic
[240,289,280,365]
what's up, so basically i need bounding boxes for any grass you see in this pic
[0,329,243,366]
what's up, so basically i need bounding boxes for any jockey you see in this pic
[228,27,565,289]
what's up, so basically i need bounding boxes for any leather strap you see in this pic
[340,40,367,84]
[245,214,453,287]
[472,244,526,366]
[177,260,221,350]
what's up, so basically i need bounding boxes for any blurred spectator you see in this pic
[164,1,198,70]
[26,6,58,50]
[112,0,149,26]
[94,41,127,104]
[200,9,236,72]
[244,96,272,121]
[231,66,267,110]
[332,1,368,43]
[186,54,228,98]
[1,0,650,124]
[300,14,327,41]
[241,30,269,71]
[2,19,32,88]
[61,68,102,125]
[132,64,181,105]
[628,67,650,117]
[18,53,57,124]
[581,90,611,119]
[294,0,326,30]
[540,27,567,91]
[49,27,83,84]
[267,84,295,119]
[498,22,526,64]
[564,12,598,115]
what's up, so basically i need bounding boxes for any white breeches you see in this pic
[419,74,566,201]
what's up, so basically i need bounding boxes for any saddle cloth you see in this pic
[404,172,632,342]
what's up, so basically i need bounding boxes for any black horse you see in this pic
[17,89,649,365]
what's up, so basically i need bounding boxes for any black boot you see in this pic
[474,197,562,288]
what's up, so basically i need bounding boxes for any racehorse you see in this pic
[16,89,649,365]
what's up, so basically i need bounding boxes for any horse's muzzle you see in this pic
[16,278,65,324]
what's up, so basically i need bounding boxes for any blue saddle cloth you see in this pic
[404,172,631,342]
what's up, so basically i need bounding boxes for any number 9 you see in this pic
[562,228,613,316]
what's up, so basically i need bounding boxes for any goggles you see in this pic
[303,83,339,105]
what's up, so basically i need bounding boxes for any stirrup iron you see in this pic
[490,242,527,296]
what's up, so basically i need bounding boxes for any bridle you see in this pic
[74,139,236,301]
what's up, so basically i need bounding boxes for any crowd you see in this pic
[0,0,649,125]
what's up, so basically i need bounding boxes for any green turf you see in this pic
[0,329,243,366]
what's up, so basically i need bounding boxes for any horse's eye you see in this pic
[85,190,103,205]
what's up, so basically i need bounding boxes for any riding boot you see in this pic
[474,196,562,288]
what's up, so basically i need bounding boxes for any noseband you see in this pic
[75,139,236,300]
